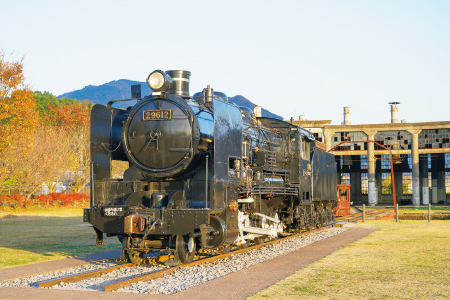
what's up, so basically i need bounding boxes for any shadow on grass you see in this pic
[0,214,122,268]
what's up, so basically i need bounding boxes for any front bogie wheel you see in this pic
[176,233,196,264]
[128,250,144,264]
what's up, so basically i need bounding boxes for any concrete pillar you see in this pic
[366,132,377,206]
[409,131,421,206]
[324,129,334,151]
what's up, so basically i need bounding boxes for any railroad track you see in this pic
[2,211,387,294]
[27,224,336,292]
[335,208,391,222]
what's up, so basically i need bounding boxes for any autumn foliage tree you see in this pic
[0,51,39,192]
[1,51,93,199]
[9,100,91,199]
[45,103,91,193]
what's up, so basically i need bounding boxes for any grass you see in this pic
[0,208,122,270]
[249,220,450,300]
[398,207,450,214]
[353,206,450,214]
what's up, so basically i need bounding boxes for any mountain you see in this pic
[59,79,151,108]
[59,80,283,119]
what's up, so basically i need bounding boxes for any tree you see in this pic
[13,126,76,199]
[0,51,39,192]
[45,103,91,194]
[33,91,92,122]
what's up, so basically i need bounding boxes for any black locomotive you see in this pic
[84,70,337,264]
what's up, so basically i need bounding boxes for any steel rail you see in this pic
[350,209,390,221]
[335,209,390,222]
[37,263,135,288]
[334,210,377,221]
[103,225,333,292]
[34,223,343,292]
[36,254,174,288]
[335,210,376,221]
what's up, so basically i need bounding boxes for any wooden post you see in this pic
[428,203,431,223]
[362,204,365,223]
[396,204,398,223]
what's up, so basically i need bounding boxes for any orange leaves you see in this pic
[0,194,33,209]
[45,103,90,130]
[0,193,90,210]
[0,51,39,188]
[0,51,26,101]
[36,193,89,208]
[0,50,92,199]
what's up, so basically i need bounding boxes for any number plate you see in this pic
[143,109,172,121]
[102,206,124,217]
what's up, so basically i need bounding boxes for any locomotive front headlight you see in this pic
[147,70,172,92]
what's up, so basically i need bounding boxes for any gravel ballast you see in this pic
[1,227,347,294]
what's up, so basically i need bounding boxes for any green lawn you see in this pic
[250,220,450,300]
[398,206,450,214]
[0,208,122,270]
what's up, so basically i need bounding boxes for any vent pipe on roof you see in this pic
[253,106,262,118]
[343,107,351,125]
[389,102,400,123]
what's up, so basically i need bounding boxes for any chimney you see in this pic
[343,107,351,125]
[253,106,262,118]
[389,102,400,123]
[166,70,191,96]
[299,115,306,121]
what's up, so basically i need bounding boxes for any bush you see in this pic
[0,193,90,210]
[37,194,58,207]
[0,194,34,209]
[0,195,8,206]
[41,193,89,208]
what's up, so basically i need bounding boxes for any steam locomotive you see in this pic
[83,70,337,264]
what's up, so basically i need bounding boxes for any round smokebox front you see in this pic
[124,99,192,174]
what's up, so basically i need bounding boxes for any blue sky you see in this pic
[1,0,449,124]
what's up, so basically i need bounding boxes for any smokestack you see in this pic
[389,102,400,123]
[343,107,351,125]
[166,70,191,96]
[299,115,306,121]
[253,106,262,118]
